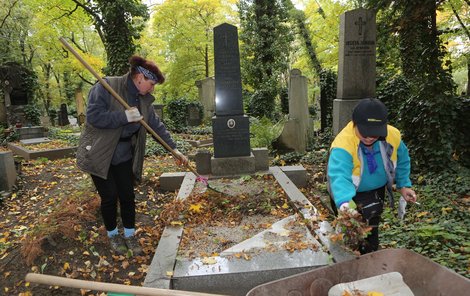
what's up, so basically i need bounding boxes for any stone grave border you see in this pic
[144,166,354,293]
[7,142,77,161]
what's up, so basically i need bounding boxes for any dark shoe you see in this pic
[124,236,143,256]
[109,235,128,255]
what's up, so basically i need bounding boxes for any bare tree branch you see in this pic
[70,0,105,44]
[77,73,94,85]
[0,0,19,29]
[450,2,470,40]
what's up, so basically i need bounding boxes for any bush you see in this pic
[250,116,286,150]
[166,98,203,132]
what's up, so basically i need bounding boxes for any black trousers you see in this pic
[91,159,136,231]
[353,186,385,254]
[331,186,385,254]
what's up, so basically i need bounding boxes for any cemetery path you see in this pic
[0,153,331,296]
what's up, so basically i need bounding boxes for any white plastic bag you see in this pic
[398,195,407,220]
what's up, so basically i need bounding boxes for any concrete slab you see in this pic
[220,215,320,255]
[19,137,51,145]
[159,172,186,191]
[144,172,196,289]
[280,165,307,188]
[211,153,255,176]
[271,166,355,263]
[143,226,183,289]
[173,249,329,296]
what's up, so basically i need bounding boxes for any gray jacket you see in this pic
[76,74,168,181]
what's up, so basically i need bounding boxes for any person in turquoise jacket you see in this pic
[327,98,417,254]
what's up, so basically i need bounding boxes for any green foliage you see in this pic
[369,0,459,172]
[271,151,305,165]
[146,0,234,100]
[454,96,470,167]
[239,0,293,119]
[166,98,203,132]
[250,116,287,150]
[0,127,19,145]
[93,0,149,75]
[145,136,191,157]
[23,104,42,126]
[48,127,81,146]
[380,168,470,277]
[376,73,411,126]
[319,69,336,131]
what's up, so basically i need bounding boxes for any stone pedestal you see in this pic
[332,99,361,135]
[195,149,212,175]
[212,115,250,158]
[211,153,255,176]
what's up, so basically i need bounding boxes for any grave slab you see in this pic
[173,215,328,296]
[20,137,51,145]
[7,142,77,161]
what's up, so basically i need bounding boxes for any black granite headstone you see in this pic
[212,23,251,158]
[213,23,243,116]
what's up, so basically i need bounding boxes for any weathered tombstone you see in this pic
[211,23,254,175]
[195,77,215,120]
[57,103,70,126]
[333,8,376,135]
[187,104,202,126]
[153,104,164,121]
[278,69,309,153]
[0,151,17,191]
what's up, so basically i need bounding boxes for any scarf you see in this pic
[361,144,380,174]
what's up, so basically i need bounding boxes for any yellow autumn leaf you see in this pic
[367,292,384,296]
[189,203,203,213]
[201,257,217,265]
[281,202,289,209]
[170,221,183,226]
[63,262,70,270]
[166,271,173,277]
[441,207,452,214]
[416,211,429,218]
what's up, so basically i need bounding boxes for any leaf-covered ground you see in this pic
[0,147,468,295]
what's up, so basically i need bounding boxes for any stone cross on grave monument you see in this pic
[211,23,255,176]
[333,8,376,135]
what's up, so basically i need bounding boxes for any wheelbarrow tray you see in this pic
[246,248,470,296]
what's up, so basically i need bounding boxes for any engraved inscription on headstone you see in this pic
[337,8,376,99]
[333,8,377,136]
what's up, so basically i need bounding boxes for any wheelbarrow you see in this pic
[246,248,470,296]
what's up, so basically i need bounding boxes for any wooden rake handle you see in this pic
[26,273,226,296]
[59,37,200,177]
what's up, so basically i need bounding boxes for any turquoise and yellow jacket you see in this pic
[327,121,412,208]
